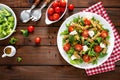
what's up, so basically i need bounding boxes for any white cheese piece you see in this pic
[69,30,77,35]
[83,45,88,52]
[71,55,77,60]
[88,30,94,37]
[100,43,106,48]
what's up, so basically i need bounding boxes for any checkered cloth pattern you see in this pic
[81,2,120,76]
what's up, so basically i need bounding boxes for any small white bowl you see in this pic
[0,3,17,40]
[45,0,68,25]
[2,45,16,58]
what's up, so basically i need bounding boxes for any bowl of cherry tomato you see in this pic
[45,0,68,25]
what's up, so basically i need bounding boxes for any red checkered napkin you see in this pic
[82,2,120,76]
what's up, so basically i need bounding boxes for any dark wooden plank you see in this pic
[0,46,120,66]
[0,0,120,8]
[0,66,120,80]
[0,26,120,46]
[0,46,68,65]
[11,8,120,27]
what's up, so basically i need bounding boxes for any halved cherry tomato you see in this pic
[100,30,108,38]
[68,4,74,11]
[27,26,34,33]
[75,44,83,51]
[84,18,91,25]
[35,37,41,44]
[53,13,60,20]
[63,43,70,51]
[48,7,54,15]
[68,26,74,32]
[83,55,91,62]
[55,7,61,13]
[94,45,102,53]
[82,30,89,38]
[60,0,66,7]
[52,1,60,8]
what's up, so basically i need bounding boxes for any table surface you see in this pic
[0,0,120,80]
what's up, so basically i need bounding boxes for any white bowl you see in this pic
[45,0,68,25]
[57,12,115,69]
[0,3,17,40]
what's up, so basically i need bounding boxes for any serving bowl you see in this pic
[45,0,68,25]
[0,3,17,40]
[57,12,115,69]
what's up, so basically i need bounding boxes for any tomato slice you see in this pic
[100,30,108,38]
[83,55,91,62]
[68,26,74,32]
[84,18,91,25]
[74,44,83,51]
[63,43,70,52]
[94,45,102,53]
[82,30,89,38]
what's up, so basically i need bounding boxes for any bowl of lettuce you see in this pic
[0,3,17,40]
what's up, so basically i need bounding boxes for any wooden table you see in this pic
[0,0,120,80]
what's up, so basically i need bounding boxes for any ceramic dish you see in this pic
[0,3,17,40]
[45,0,68,25]
[57,12,114,69]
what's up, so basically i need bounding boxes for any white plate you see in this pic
[0,3,17,40]
[57,12,115,69]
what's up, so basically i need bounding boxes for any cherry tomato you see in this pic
[35,37,41,44]
[55,7,61,13]
[68,26,74,32]
[60,0,66,7]
[75,44,83,51]
[84,18,91,25]
[60,7,65,13]
[48,7,54,15]
[48,15,53,21]
[63,43,70,51]
[83,55,91,62]
[82,30,89,38]
[27,26,34,33]
[94,45,102,53]
[100,30,108,38]
[52,1,60,7]
[53,13,60,20]
[68,4,74,11]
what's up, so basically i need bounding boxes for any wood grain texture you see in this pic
[0,0,120,80]
[0,0,120,7]
[0,66,120,80]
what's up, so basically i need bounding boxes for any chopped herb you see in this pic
[21,30,29,37]
[9,37,18,44]
[17,57,22,62]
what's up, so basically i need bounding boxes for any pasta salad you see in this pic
[60,16,110,64]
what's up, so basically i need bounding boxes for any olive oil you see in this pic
[5,48,11,54]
